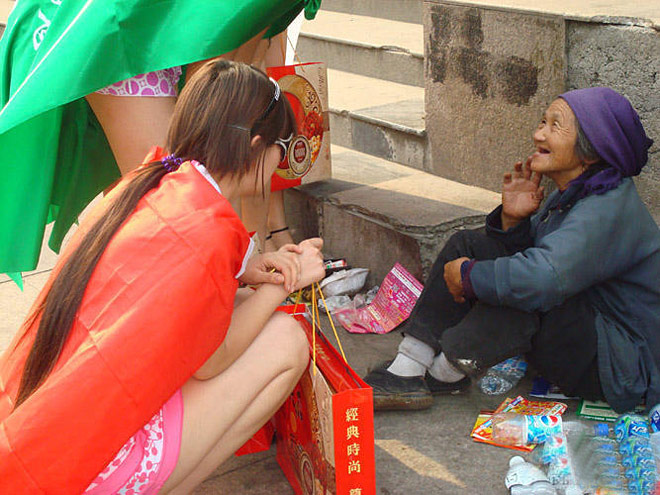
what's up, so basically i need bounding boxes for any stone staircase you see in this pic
[289,1,499,285]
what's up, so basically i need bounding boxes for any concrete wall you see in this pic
[424,1,660,220]
[424,2,565,192]
[567,21,660,221]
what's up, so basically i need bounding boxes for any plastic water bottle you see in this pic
[505,456,557,494]
[615,413,657,494]
[478,356,528,395]
[492,413,563,447]
[562,421,627,494]
[649,407,660,495]
[648,404,660,469]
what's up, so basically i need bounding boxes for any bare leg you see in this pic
[185,28,269,83]
[261,32,287,69]
[85,93,175,175]
[265,189,294,251]
[241,190,271,252]
[160,310,308,493]
[87,26,281,177]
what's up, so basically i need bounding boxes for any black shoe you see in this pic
[363,363,433,411]
[425,373,472,395]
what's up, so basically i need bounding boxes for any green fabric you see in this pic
[7,272,23,290]
[304,0,322,19]
[0,0,308,276]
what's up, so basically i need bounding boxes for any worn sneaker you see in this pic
[425,373,472,395]
[363,363,433,411]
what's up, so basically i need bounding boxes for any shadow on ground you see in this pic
[196,314,583,494]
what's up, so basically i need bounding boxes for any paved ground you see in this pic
[0,222,587,494]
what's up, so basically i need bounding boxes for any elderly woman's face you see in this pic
[531,98,585,190]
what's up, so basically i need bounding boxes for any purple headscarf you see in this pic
[560,87,654,196]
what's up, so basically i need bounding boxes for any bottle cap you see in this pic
[594,423,610,437]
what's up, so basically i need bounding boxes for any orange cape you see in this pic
[0,162,250,493]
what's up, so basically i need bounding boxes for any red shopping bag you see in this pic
[267,63,331,191]
[235,420,275,456]
[274,305,376,495]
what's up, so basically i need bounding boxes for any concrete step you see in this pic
[320,0,423,24]
[284,145,501,286]
[298,10,424,87]
[440,0,659,29]
[327,68,427,170]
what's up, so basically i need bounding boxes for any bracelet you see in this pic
[266,226,289,241]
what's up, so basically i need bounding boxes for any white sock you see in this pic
[387,336,435,377]
[429,353,465,383]
[387,354,426,377]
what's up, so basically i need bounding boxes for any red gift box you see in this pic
[267,63,331,191]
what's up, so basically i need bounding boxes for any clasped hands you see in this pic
[239,238,325,293]
[443,158,545,303]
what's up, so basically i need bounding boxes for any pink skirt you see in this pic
[84,389,184,494]
[95,67,182,97]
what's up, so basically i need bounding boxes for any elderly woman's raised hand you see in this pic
[501,157,545,230]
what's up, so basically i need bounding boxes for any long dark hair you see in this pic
[14,60,297,408]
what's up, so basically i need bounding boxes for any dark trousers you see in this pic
[402,230,605,401]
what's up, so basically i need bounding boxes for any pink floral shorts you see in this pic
[95,67,182,97]
[84,390,183,495]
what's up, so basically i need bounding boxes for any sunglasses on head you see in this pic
[274,133,295,162]
[259,77,281,122]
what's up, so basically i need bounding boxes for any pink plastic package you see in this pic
[334,263,423,334]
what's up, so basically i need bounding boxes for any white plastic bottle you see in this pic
[492,413,562,447]
[505,456,557,495]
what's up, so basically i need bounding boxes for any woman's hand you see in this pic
[293,238,325,291]
[444,257,470,304]
[239,245,303,293]
[240,238,325,292]
[501,157,545,230]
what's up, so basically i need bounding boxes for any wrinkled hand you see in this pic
[239,245,303,292]
[293,238,325,291]
[501,157,545,230]
[444,257,470,304]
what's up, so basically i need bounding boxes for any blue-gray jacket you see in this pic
[470,178,660,413]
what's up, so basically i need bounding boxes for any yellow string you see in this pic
[315,282,348,363]
[286,33,304,66]
[313,287,323,343]
[312,284,324,336]
[311,283,317,376]
[293,288,303,313]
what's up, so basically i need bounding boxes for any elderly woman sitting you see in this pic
[365,87,660,414]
